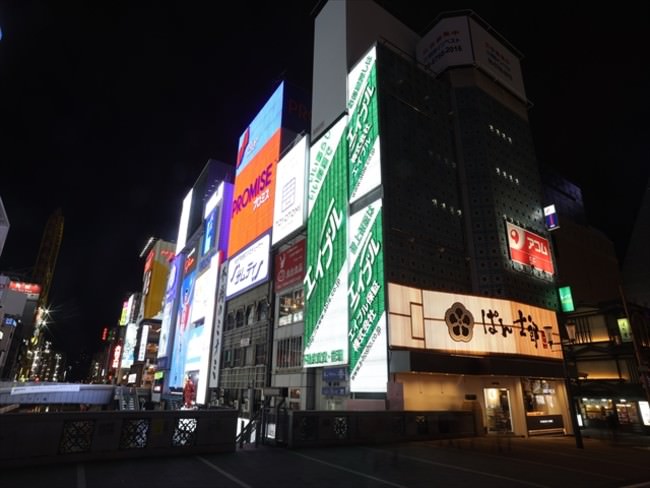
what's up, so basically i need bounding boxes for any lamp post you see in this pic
[545,321,584,449]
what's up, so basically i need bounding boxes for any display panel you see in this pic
[506,221,555,275]
[388,283,563,359]
[347,46,381,204]
[303,116,348,368]
[226,233,270,299]
[157,255,181,360]
[228,131,281,256]
[272,136,307,244]
[348,199,387,392]
[169,268,196,390]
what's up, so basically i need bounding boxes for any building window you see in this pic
[235,307,245,328]
[278,288,304,326]
[233,347,243,367]
[255,344,267,365]
[276,337,302,369]
[246,304,256,326]
[222,348,232,368]
[226,312,235,331]
[257,299,269,322]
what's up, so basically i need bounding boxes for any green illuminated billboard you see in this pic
[348,199,387,392]
[304,117,348,368]
[347,46,381,204]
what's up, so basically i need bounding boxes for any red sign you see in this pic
[506,222,554,274]
[275,239,306,292]
[9,281,42,295]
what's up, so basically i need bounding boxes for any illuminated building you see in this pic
[292,0,570,437]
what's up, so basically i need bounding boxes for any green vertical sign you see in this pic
[348,199,387,392]
[558,286,575,313]
[347,46,381,204]
[304,117,349,368]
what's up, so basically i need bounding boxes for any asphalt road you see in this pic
[3,434,650,488]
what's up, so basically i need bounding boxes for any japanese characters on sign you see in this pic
[388,283,563,359]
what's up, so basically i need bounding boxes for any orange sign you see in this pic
[228,130,281,257]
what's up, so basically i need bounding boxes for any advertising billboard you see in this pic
[157,255,181,361]
[387,283,563,359]
[141,241,175,319]
[468,17,526,103]
[416,16,526,103]
[169,263,196,390]
[347,46,381,204]
[348,199,387,392]
[275,239,306,293]
[137,324,149,362]
[176,189,193,255]
[416,16,473,75]
[229,132,281,257]
[229,82,284,257]
[304,116,348,368]
[182,252,221,405]
[544,204,559,231]
[272,135,308,245]
[226,233,270,299]
[209,260,228,389]
[8,281,41,299]
[118,300,129,326]
[120,322,138,369]
[506,222,555,275]
[236,82,284,175]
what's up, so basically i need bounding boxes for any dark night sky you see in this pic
[1,1,648,378]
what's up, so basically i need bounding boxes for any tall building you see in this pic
[293,0,568,437]
[623,177,650,308]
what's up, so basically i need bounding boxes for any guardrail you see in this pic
[0,408,238,468]
[273,410,476,448]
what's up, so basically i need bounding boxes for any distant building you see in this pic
[0,196,9,258]
[623,177,650,308]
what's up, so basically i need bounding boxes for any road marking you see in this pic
[196,456,252,488]
[364,447,549,488]
[423,441,622,480]
[290,451,407,488]
[76,463,86,488]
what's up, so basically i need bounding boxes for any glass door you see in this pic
[484,387,513,433]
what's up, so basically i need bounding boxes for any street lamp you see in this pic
[544,321,584,449]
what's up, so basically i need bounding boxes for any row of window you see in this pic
[225,299,269,330]
[222,344,267,368]
[220,338,302,370]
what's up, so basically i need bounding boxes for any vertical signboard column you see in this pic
[347,46,381,205]
[346,45,387,392]
[348,200,387,392]
[304,117,348,368]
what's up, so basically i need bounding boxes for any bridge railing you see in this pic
[284,410,476,448]
[0,408,238,468]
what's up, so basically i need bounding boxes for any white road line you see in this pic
[290,451,407,488]
[364,447,550,488]
[196,456,252,488]
[421,442,622,480]
[76,463,86,488]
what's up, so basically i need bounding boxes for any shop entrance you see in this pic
[484,387,513,433]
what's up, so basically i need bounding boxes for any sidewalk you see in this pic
[581,426,650,449]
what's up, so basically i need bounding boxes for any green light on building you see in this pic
[558,286,575,312]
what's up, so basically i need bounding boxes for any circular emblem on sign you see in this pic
[445,302,474,343]
[509,226,525,250]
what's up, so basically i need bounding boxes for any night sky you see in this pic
[1,1,648,378]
